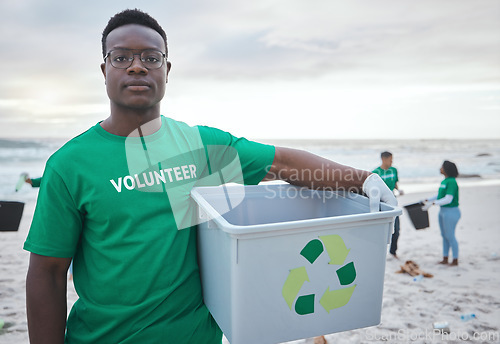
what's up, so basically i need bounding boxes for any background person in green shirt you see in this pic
[423,160,461,266]
[372,151,403,258]
[24,9,396,344]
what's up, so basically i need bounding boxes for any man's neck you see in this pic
[101,107,162,137]
[380,164,391,170]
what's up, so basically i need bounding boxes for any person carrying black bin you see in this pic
[373,151,403,258]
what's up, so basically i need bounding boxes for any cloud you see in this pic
[2,0,499,83]
[161,0,500,85]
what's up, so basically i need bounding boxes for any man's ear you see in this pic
[166,61,172,83]
[100,63,106,82]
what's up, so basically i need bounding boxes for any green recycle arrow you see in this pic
[300,239,324,264]
[282,266,309,310]
[319,285,357,313]
[336,262,356,285]
[319,234,350,265]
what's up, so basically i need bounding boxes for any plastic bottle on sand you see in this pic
[460,313,476,322]
[413,275,424,282]
[433,321,450,334]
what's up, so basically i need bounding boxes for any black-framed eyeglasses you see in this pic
[104,49,167,70]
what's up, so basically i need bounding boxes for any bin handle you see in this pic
[369,196,380,213]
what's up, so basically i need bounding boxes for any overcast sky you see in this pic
[0,0,499,140]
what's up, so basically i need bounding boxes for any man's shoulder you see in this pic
[47,126,98,165]
[163,116,255,145]
[162,116,218,148]
[163,116,211,138]
[164,116,193,129]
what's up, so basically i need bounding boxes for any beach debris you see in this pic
[433,321,450,334]
[314,335,327,344]
[476,153,491,157]
[413,274,424,282]
[305,336,328,344]
[460,313,476,322]
[396,260,433,278]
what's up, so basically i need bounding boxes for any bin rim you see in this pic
[191,184,402,236]
[403,201,425,209]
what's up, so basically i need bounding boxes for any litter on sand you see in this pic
[396,260,434,278]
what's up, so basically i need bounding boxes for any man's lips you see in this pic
[124,81,151,91]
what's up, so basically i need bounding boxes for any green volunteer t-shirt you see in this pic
[24,116,275,344]
[437,177,459,208]
[372,166,399,191]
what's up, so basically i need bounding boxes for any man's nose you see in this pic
[127,55,148,74]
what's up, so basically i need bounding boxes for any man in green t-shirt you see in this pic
[24,9,397,344]
[373,151,403,258]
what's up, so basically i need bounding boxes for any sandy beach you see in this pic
[1,182,499,344]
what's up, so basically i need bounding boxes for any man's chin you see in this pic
[116,101,160,110]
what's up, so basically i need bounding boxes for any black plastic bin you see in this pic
[0,201,25,231]
[404,202,429,230]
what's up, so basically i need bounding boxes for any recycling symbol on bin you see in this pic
[282,234,357,315]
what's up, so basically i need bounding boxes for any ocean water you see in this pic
[265,138,500,183]
[1,137,500,200]
[0,138,65,202]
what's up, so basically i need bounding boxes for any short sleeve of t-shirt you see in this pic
[197,126,275,185]
[24,164,83,258]
[30,177,42,188]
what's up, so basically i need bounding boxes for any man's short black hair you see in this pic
[442,160,459,178]
[381,151,392,159]
[102,9,168,58]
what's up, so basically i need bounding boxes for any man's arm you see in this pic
[26,253,72,344]
[263,147,397,210]
[263,147,371,192]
